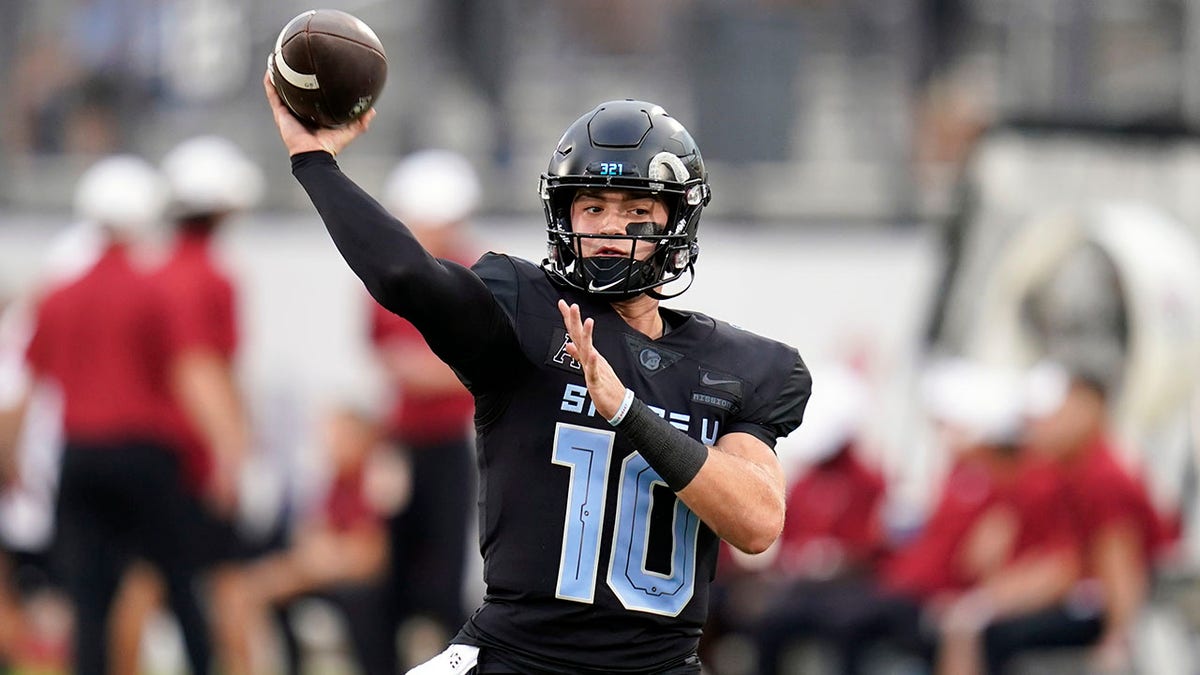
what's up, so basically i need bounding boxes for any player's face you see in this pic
[570,190,668,261]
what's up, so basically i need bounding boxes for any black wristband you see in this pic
[617,397,709,491]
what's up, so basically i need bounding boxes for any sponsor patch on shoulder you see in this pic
[692,391,737,411]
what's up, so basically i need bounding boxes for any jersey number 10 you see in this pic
[551,423,701,617]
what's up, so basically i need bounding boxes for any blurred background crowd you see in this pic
[4,0,1200,674]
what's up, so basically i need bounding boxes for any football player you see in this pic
[265,73,811,674]
[109,136,264,675]
[6,156,213,675]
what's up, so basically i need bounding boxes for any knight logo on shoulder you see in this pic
[640,348,662,371]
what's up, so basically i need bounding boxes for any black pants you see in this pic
[754,579,932,675]
[387,435,476,639]
[474,647,703,674]
[274,583,397,675]
[54,442,211,675]
[983,606,1104,675]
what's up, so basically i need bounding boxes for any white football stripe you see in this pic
[273,10,320,90]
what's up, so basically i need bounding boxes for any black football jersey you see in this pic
[451,253,810,673]
[288,153,810,674]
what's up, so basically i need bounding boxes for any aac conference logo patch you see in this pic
[546,328,582,374]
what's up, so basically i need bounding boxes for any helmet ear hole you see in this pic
[667,241,700,274]
[670,248,690,272]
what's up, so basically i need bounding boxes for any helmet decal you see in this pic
[648,152,690,183]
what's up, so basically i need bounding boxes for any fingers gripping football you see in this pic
[263,70,375,157]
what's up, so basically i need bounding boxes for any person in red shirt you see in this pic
[0,156,212,675]
[750,446,890,672]
[369,149,483,667]
[0,219,105,672]
[108,136,264,675]
[775,366,886,579]
[755,359,1064,675]
[156,134,262,517]
[974,363,1167,674]
[931,453,1081,675]
[747,365,888,674]
[777,447,887,576]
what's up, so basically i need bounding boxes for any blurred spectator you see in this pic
[928,367,1086,675]
[9,0,166,156]
[244,403,394,675]
[974,362,1170,674]
[369,149,483,667]
[155,134,261,522]
[108,135,264,675]
[0,155,213,675]
[0,219,104,673]
[754,358,1066,674]
[775,365,884,580]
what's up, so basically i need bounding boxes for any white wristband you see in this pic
[608,388,636,426]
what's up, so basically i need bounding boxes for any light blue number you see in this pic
[552,423,700,616]
[552,423,614,603]
[606,453,700,616]
[598,162,623,176]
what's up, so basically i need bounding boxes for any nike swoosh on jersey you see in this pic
[701,373,739,387]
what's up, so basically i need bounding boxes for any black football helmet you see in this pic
[541,99,712,299]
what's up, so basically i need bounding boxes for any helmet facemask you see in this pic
[542,158,709,300]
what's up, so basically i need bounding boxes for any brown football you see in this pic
[269,9,387,128]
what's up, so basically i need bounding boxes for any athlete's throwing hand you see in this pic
[558,300,627,420]
[263,69,375,157]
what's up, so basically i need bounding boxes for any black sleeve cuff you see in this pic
[290,149,337,173]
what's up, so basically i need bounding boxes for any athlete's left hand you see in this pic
[558,300,627,420]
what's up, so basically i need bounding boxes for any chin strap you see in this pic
[645,263,696,300]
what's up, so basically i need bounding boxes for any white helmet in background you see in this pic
[383,149,481,226]
[73,154,168,239]
[161,135,264,217]
[920,357,1028,447]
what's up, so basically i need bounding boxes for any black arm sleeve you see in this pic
[291,151,521,387]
